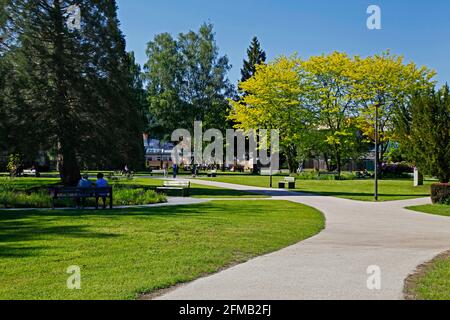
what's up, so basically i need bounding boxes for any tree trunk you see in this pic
[285,145,297,174]
[323,153,330,171]
[336,151,342,178]
[53,1,81,186]
[58,141,81,186]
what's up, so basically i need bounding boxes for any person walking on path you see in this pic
[172,163,178,179]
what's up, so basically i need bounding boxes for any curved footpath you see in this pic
[155,179,450,300]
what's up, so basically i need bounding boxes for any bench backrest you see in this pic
[260,169,280,176]
[284,177,296,183]
[50,187,112,197]
[163,181,190,187]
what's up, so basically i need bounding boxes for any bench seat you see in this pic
[49,186,113,209]
[156,181,190,197]
[278,177,296,189]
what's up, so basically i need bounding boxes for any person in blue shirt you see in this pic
[95,173,109,209]
[77,174,92,208]
[78,174,92,188]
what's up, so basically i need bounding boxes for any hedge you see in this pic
[431,183,450,204]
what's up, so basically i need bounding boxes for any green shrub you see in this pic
[113,188,166,206]
[0,190,53,208]
[431,183,450,204]
[295,171,357,181]
[0,186,167,209]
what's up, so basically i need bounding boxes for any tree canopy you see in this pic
[229,52,436,174]
[0,0,144,184]
[395,85,450,183]
[144,23,235,138]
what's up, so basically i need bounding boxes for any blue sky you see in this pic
[116,0,450,86]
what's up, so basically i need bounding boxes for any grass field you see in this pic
[0,177,267,201]
[199,176,432,201]
[405,251,450,300]
[0,200,324,300]
[406,204,450,217]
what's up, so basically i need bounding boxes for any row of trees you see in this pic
[229,52,439,176]
[144,25,447,182]
[0,0,144,185]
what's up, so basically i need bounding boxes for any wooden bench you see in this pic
[278,177,296,189]
[156,180,190,197]
[150,169,165,176]
[260,169,279,176]
[49,187,113,209]
[207,170,217,178]
[23,169,40,177]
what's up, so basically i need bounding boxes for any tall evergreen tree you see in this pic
[240,36,266,83]
[396,85,450,183]
[1,0,143,185]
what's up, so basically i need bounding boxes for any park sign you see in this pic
[171,121,280,171]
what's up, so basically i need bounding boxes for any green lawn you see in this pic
[406,204,450,217]
[0,177,266,199]
[405,252,450,300]
[0,200,324,300]
[114,178,267,198]
[199,176,432,201]
[0,177,61,191]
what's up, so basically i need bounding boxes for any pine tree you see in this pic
[240,37,266,83]
[1,0,144,184]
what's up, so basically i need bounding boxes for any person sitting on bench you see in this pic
[95,173,109,209]
[77,174,92,208]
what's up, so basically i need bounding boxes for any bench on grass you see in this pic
[278,177,296,189]
[156,180,190,197]
[23,169,40,177]
[208,170,217,178]
[260,169,279,176]
[150,169,165,176]
[49,187,113,209]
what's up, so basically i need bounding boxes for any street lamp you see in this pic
[374,103,379,202]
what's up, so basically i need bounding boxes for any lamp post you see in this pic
[374,103,379,202]
[269,167,273,188]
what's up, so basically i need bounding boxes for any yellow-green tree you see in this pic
[228,55,313,172]
[355,52,435,169]
[302,52,368,175]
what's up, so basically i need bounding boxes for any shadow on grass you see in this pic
[294,190,429,200]
[0,212,122,258]
[188,187,265,198]
[0,202,263,258]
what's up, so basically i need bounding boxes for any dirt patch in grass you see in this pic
[404,250,450,300]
